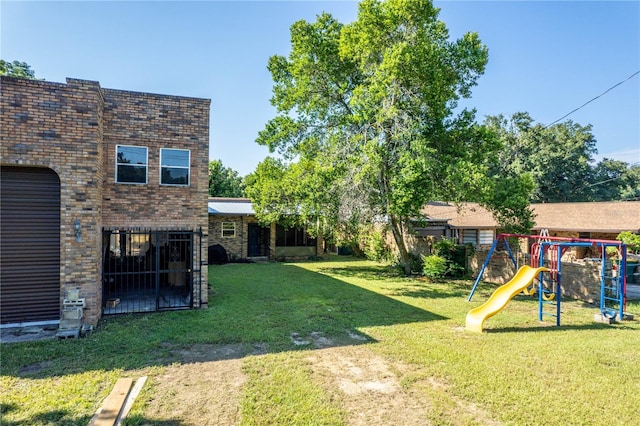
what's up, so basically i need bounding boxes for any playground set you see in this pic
[465,232,628,332]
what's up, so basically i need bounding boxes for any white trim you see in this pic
[160,148,190,186]
[115,144,148,184]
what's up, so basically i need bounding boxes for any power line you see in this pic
[544,70,640,128]
[587,176,623,188]
[586,161,640,188]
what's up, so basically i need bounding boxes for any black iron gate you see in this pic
[102,228,202,315]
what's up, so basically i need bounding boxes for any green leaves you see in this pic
[208,160,245,197]
[0,59,38,79]
[255,0,497,273]
[484,112,638,203]
[616,231,640,254]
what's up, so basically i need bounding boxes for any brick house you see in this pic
[414,201,640,301]
[208,198,323,262]
[417,201,640,248]
[0,76,211,327]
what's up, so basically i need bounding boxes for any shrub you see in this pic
[422,254,448,280]
[617,231,640,254]
[429,238,469,278]
[408,252,424,273]
[362,229,391,262]
[433,238,457,257]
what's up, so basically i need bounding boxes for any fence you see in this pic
[102,228,202,314]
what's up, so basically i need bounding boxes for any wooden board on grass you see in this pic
[88,378,133,426]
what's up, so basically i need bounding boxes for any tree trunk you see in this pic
[389,215,411,275]
[378,126,413,275]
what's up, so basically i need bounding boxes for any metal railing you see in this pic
[102,228,202,314]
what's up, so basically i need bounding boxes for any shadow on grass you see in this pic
[0,402,183,426]
[2,262,446,379]
[0,407,92,426]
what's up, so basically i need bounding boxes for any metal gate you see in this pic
[102,228,202,314]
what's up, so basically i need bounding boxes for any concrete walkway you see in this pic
[1,324,59,344]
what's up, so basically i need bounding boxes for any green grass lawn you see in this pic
[1,258,639,425]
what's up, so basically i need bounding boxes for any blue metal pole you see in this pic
[468,237,500,302]
[556,243,561,326]
[620,243,627,319]
[503,238,518,269]
[600,243,608,318]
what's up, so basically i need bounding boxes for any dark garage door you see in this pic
[1,166,61,324]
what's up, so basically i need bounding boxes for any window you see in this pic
[462,229,494,246]
[276,225,316,247]
[116,145,148,184]
[160,148,190,186]
[221,222,236,238]
[462,229,477,245]
[478,229,494,245]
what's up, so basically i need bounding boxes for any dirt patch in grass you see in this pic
[141,343,265,425]
[307,346,431,425]
[140,339,499,425]
[307,345,501,426]
[17,360,53,376]
[144,358,246,425]
[169,342,268,363]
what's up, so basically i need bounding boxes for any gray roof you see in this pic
[208,198,255,215]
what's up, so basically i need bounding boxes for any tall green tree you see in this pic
[619,164,640,201]
[590,160,640,201]
[208,160,245,197]
[254,0,532,273]
[0,60,38,79]
[485,112,597,202]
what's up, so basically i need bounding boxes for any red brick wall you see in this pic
[1,76,210,323]
[1,77,105,324]
[101,89,210,229]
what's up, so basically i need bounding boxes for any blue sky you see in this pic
[2,1,638,176]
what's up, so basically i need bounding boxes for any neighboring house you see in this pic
[416,201,640,301]
[417,202,496,247]
[1,76,211,327]
[418,201,640,247]
[529,202,640,240]
[208,198,322,261]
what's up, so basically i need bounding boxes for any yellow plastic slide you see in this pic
[465,265,549,333]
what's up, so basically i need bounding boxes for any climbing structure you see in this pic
[468,233,628,325]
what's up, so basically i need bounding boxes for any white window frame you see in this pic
[221,222,236,238]
[115,145,148,184]
[160,148,190,186]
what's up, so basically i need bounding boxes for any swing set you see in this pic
[468,233,628,325]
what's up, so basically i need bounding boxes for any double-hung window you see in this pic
[116,145,148,184]
[160,148,190,186]
[221,222,236,238]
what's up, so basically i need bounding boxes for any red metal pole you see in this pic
[497,233,623,246]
